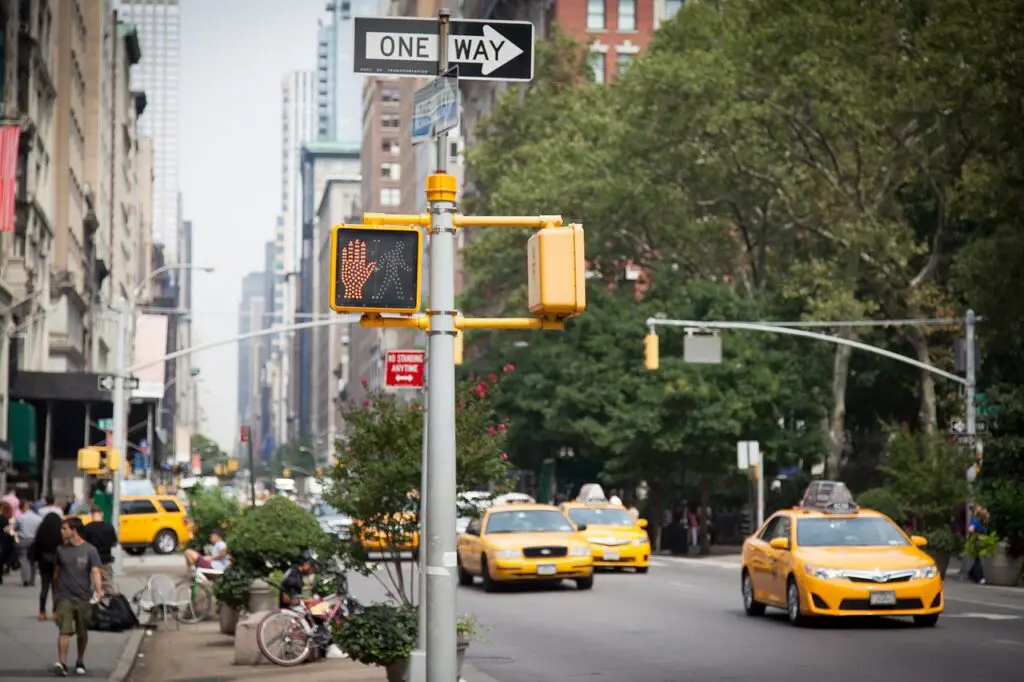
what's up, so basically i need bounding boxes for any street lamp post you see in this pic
[110,263,213,576]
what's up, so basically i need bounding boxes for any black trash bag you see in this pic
[90,594,139,632]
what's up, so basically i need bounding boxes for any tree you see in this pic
[190,434,225,469]
[323,377,514,603]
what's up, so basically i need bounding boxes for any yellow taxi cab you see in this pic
[456,502,594,592]
[82,495,193,555]
[351,511,420,555]
[741,480,943,627]
[560,492,650,573]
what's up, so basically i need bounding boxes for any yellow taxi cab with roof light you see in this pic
[456,502,594,592]
[560,486,650,573]
[740,480,943,627]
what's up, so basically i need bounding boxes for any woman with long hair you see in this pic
[33,512,64,621]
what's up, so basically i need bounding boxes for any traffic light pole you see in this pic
[111,303,129,577]
[422,10,458,682]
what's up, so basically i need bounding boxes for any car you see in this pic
[456,502,594,592]
[311,502,352,540]
[560,499,650,573]
[741,480,943,627]
[82,494,193,555]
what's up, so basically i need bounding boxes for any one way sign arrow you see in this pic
[354,17,535,82]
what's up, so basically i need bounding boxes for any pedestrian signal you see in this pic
[329,224,423,315]
[454,329,464,365]
[644,334,659,370]
[527,224,586,320]
[78,447,122,473]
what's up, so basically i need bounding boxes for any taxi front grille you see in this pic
[839,597,924,611]
[523,546,568,559]
[846,575,912,584]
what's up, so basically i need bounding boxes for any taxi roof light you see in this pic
[799,480,859,514]
[577,483,607,503]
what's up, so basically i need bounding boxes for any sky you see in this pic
[178,0,325,451]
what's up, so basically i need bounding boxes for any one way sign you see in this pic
[353,16,534,82]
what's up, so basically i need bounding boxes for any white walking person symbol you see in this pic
[372,240,414,300]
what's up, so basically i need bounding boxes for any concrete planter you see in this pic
[219,603,238,635]
[981,549,1024,587]
[457,641,470,678]
[385,658,409,682]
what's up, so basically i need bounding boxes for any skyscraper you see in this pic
[118,0,182,254]
[237,272,268,429]
[316,0,380,142]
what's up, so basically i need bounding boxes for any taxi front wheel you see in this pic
[913,614,939,627]
[481,556,498,593]
[576,576,594,590]
[786,578,807,627]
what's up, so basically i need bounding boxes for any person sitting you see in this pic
[183,529,229,574]
[279,550,318,610]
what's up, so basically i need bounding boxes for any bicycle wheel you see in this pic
[172,579,214,624]
[257,610,313,667]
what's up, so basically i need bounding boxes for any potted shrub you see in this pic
[334,603,417,682]
[920,526,962,579]
[184,486,240,552]
[211,564,255,635]
[457,614,484,678]
[979,479,1024,586]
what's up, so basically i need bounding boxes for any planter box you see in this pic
[219,603,238,635]
[981,552,1024,587]
[386,659,409,682]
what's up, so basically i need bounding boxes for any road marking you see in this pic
[944,612,1022,621]
[657,556,741,570]
[994,639,1024,647]
[945,596,1024,612]
[669,580,698,588]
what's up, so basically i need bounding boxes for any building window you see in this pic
[379,188,401,206]
[590,52,606,84]
[586,0,605,30]
[381,163,401,180]
[381,87,400,102]
[382,139,400,156]
[616,52,634,75]
[665,0,684,20]
[381,114,400,129]
[618,0,637,31]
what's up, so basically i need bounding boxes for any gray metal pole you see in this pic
[248,426,257,508]
[409,353,429,682]
[964,309,977,527]
[111,302,129,576]
[424,9,458,682]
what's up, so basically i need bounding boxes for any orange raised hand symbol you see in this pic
[340,239,377,298]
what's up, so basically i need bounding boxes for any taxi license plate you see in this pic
[602,551,620,561]
[537,564,557,576]
[869,590,897,606]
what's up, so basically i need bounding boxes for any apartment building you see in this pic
[316,0,381,143]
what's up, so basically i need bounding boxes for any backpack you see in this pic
[90,594,139,632]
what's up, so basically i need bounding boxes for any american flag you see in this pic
[0,124,20,233]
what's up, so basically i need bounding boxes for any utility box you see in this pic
[527,224,586,319]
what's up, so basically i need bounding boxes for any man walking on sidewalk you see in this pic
[15,499,42,586]
[81,506,118,597]
[53,517,103,677]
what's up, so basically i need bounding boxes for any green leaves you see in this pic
[333,603,417,667]
[228,496,332,574]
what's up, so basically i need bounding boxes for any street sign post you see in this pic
[736,441,763,529]
[97,418,113,431]
[354,16,534,81]
[385,350,426,389]
[98,375,139,391]
[329,225,423,314]
[412,67,460,145]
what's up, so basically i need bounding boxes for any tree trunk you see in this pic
[699,477,710,556]
[826,330,854,479]
[907,328,937,435]
[650,485,664,553]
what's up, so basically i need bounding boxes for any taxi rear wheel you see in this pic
[480,556,498,593]
[786,577,806,626]
[457,556,473,586]
[636,567,649,574]
[913,614,939,627]
[742,570,765,616]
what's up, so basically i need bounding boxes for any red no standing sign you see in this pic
[385,350,425,389]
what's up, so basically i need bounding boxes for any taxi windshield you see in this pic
[567,507,633,527]
[485,510,575,534]
[796,517,910,548]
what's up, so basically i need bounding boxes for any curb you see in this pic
[108,628,146,682]
[463,662,503,682]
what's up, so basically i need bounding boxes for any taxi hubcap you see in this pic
[158,534,174,552]
[742,576,752,607]
[787,584,799,620]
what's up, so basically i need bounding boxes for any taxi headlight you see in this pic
[632,538,648,546]
[569,546,591,557]
[804,564,844,580]
[912,565,938,580]
[492,549,520,560]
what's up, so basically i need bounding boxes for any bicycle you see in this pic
[256,581,363,666]
[170,565,218,624]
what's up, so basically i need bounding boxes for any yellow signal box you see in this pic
[283,467,291,478]
[215,465,224,476]
[329,224,423,315]
[453,329,464,365]
[78,447,101,471]
[228,459,239,473]
[77,447,122,474]
[644,334,660,370]
[527,224,586,320]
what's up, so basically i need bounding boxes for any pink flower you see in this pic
[497,423,506,433]
[500,452,508,461]
[362,399,370,407]
[502,363,515,373]
[487,372,498,384]
[360,376,369,387]
[487,427,497,437]
[475,382,488,398]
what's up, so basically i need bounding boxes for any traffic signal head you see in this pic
[644,333,659,370]
[78,447,101,471]
[77,447,122,473]
[329,224,423,315]
[283,467,291,478]
[527,224,586,320]
[454,329,464,365]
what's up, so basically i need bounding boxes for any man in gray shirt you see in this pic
[15,500,42,586]
[53,517,102,677]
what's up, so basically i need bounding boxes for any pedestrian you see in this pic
[0,500,15,582]
[34,512,64,621]
[967,506,990,585]
[53,517,103,677]
[81,506,118,598]
[38,495,64,520]
[15,499,43,586]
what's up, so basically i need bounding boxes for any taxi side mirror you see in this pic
[576,522,588,532]
[769,537,790,551]
[910,535,928,548]
[637,519,648,529]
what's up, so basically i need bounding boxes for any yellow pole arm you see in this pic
[453,215,563,229]
[362,213,430,226]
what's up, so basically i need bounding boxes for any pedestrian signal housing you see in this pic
[644,334,659,370]
[527,224,586,320]
[329,224,423,315]
[454,329,464,365]
[78,447,122,473]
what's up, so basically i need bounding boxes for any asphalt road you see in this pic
[348,556,1024,682]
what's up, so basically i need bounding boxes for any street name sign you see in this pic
[353,16,535,81]
[412,67,460,145]
[98,375,139,392]
[385,350,426,389]
[97,418,113,431]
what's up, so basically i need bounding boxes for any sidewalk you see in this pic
[0,567,154,681]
